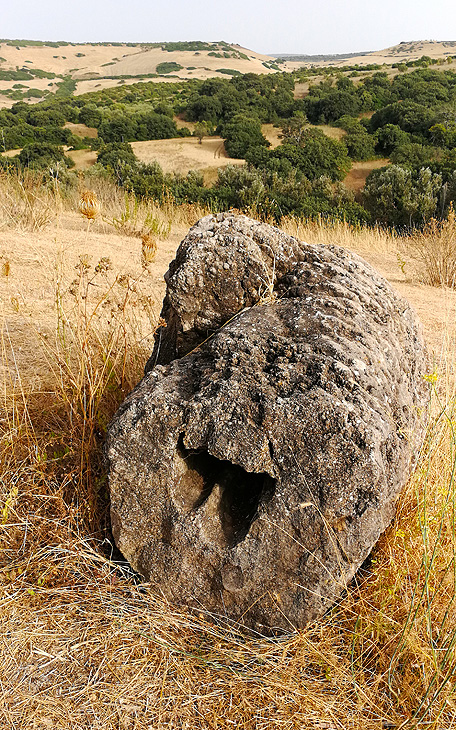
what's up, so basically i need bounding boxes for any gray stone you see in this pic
[107,214,428,633]
[145,213,305,370]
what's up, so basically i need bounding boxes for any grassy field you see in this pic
[344,159,391,194]
[283,39,456,70]
[2,169,456,728]
[130,136,245,177]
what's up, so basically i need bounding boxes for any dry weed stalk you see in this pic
[0,255,10,278]
[0,168,56,231]
[140,232,157,269]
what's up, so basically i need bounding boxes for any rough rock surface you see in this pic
[145,214,306,369]
[107,214,429,633]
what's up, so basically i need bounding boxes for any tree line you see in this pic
[1,64,456,227]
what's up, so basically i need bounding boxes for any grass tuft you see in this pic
[400,206,456,287]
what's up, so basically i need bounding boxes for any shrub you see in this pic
[374,124,411,155]
[271,129,351,181]
[97,142,138,172]
[369,101,438,137]
[222,115,269,158]
[18,142,71,170]
[344,130,376,161]
[363,164,442,226]
[156,62,183,75]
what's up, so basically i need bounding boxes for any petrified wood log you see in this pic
[107,214,428,633]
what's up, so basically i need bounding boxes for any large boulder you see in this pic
[107,214,428,633]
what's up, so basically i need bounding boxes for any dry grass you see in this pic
[0,168,59,231]
[130,137,244,176]
[2,170,456,728]
[65,149,98,170]
[64,122,98,139]
[344,160,391,194]
[400,208,456,288]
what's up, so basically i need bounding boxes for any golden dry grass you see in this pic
[66,148,98,170]
[284,40,456,71]
[2,171,456,728]
[0,41,283,106]
[64,122,98,139]
[344,160,391,194]
[130,136,245,175]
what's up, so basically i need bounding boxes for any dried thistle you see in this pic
[116,273,130,288]
[95,257,112,274]
[141,232,157,268]
[75,254,91,274]
[78,190,101,221]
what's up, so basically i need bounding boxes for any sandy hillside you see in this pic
[0,43,140,76]
[0,40,288,106]
[2,37,456,107]
[98,46,279,78]
[283,39,456,69]
[73,76,179,96]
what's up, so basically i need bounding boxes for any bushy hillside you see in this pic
[0,39,284,106]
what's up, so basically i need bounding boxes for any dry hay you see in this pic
[64,123,98,139]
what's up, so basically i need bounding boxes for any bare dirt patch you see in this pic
[261,124,282,148]
[64,122,98,138]
[344,158,390,193]
[131,137,244,175]
[1,148,21,158]
[66,149,98,169]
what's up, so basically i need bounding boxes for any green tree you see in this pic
[369,101,438,136]
[194,121,209,144]
[390,143,434,169]
[363,164,441,226]
[222,115,269,159]
[18,142,71,170]
[79,105,102,128]
[374,124,411,155]
[272,129,351,181]
[344,130,376,161]
[280,112,308,145]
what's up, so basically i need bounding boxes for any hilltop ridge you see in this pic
[1,37,456,108]
[275,39,456,68]
[0,39,285,107]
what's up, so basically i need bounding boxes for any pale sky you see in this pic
[1,0,456,55]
